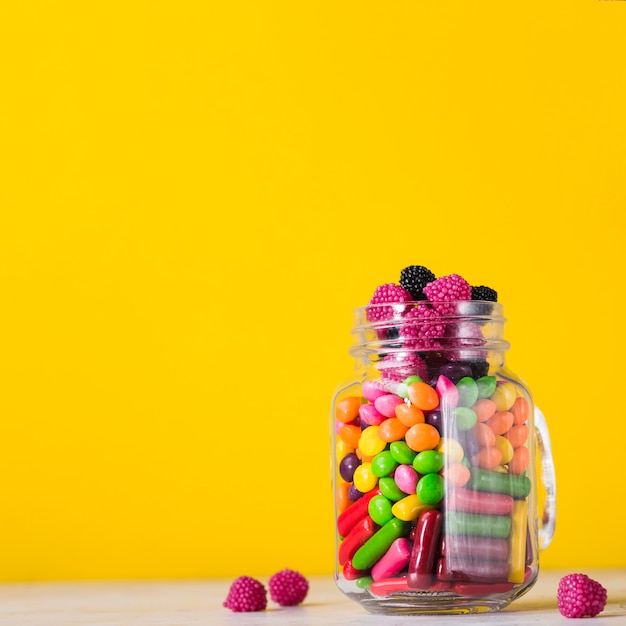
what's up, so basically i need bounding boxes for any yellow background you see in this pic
[1,1,625,581]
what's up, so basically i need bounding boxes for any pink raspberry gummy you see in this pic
[557,573,607,618]
[268,568,309,606]
[367,283,413,322]
[377,351,428,382]
[399,304,444,350]
[223,575,267,612]
[423,274,472,315]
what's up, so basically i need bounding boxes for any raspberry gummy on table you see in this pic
[330,265,555,615]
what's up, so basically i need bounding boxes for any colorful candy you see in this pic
[374,394,405,418]
[353,462,378,493]
[445,511,512,539]
[448,487,514,515]
[468,468,531,499]
[371,451,398,478]
[416,473,444,505]
[357,426,387,457]
[371,537,411,581]
[352,517,411,570]
[334,356,536,603]
[337,488,379,537]
[391,494,434,521]
[508,500,528,583]
[441,535,509,561]
[405,423,440,452]
[437,557,510,583]
[339,515,376,565]
[393,464,419,494]
[333,268,543,612]
[407,510,443,589]
[368,494,394,526]
[407,382,439,411]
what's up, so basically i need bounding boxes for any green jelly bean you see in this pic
[378,476,407,501]
[352,517,410,570]
[445,511,512,539]
[355,576,373,589]
[413,450,444,475]
[368,494,394,526]
[456,376,479,407]
[468,468,531,499]
[416,473,444,505]
[402,375,423,386]
[454,406,477,431]
[371,450,398,478]
[477,375,497,398]
[390,441,417,465]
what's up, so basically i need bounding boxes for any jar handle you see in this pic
[534,406,556,550]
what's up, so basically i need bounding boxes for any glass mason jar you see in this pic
[331,300,555,615]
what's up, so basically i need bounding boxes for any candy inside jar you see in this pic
[331,268,555,615]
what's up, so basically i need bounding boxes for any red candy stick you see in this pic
[452,582,515,596]
[369,576,409,596]
[441,535,509,561]
[337,489,379,538]
[407,509,443,589]
[437,557,509,583]
[339,515,376,566]
[447,487,514,515]
[343,559,370,581]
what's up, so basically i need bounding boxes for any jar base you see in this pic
[336,571,538,615]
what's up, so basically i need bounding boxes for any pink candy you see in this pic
[362,380,386,403]
[371,538,411,581]
[436,375,458,408]
[359,403,385,426]
[374,394,404,418]
[394,464,419,494]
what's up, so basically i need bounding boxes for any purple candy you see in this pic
[348,484,365,501]
[339,453,361,483]
[439,363,473,384]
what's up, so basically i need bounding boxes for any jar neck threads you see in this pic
[349,300,509,385]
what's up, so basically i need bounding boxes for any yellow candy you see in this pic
[358,425,387,457]
[436,437,464,464]
[508,500,528,583]
[492,382,517,411]
[494,435,514,464]
[353,462,378,492]
[391,494,434,521]
[336,439,354,460]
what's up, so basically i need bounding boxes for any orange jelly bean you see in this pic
[473,398,497,423]
[340,424,362,449]
[407,382,439,411]
[336,480,352,513]
[511,397,529,425]
[395,402,425,428]
[509,445,530,474]
[336,396,362,423]
[471,422,496,447]
[486,411,514,436]
[378,418,410,442]
[405,423,440,452]
[471,446,503,470]
[506,424,529,448]
[442,462,471,487]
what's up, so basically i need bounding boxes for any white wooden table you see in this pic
[0,570,624,625]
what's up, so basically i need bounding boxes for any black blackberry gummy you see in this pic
[399,265,436,300]
[467,359,490,379]
[471,286,498,302]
